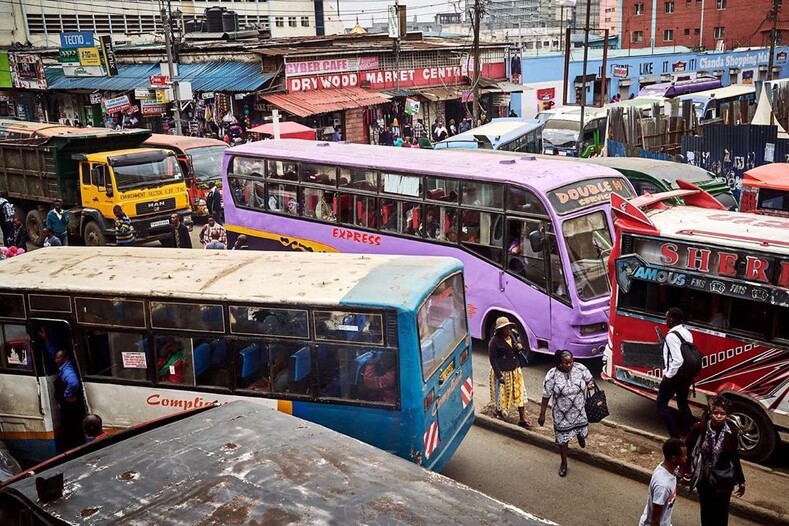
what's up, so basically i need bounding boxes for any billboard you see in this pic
[8,53,47,90]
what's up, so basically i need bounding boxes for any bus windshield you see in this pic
[418,273,467,380]
[188,146,227,182]
[113,155,182,191]
[562,211,612,300]
[542,120,579,148]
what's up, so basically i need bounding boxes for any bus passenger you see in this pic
[361,352,396,404]
[157,339,185,384]
[419,210,440,239]
[83,414,109,443]
[54,350,86,451]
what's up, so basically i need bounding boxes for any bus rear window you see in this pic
[229,307,309,339]
[0,294,25,319]
[418,274,467,380]
[314,311,384,344]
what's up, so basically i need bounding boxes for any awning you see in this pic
[415,86,466,102]
[45,62,276,93]
[248,121,316,140]
[261,88,390,118]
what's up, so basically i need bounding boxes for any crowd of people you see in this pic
[373,114,483,149]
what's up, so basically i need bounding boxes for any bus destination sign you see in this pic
[548,177,634,215]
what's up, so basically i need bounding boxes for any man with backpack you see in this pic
[657,307,699,439]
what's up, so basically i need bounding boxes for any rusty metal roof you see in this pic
[262,87,391,117]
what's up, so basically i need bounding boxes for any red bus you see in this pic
[603,184,789,463]
[740,163,789,218]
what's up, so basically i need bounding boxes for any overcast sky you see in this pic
[336,0,460,27]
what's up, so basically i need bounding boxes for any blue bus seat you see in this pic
[193,343,212,378]
[440,318,455,344]
[211,339,228,365]
[431,327,452,358]
[239,343,261,381]
[289,346,312,382]
[420,338,435,371]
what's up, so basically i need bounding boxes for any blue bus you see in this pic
[433,117,543,153]
[0,247,473,471]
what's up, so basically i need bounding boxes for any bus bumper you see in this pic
[425,406,475,473]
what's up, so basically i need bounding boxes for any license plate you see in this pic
[150,219,169,228]
[439,360,455,384]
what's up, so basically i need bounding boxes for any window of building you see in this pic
[301,16,310,27]
[632,31,645,42]
[694,28,700,34]
[665,1,675,13]
[635,3,645,15]
[716,0,726,8]
[714,26,725,39]
[275,17,284,27]
[664,29,674,41]
[288,16,297,27]
[684,28,691,36]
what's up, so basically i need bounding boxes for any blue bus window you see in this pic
[314,311,384,345]
[229,307,309,339]
[76,297,145,328]
[150,302,224,333]
[154,336,194,386]
[81,330,149,382]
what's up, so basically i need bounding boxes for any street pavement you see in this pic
[466,344,789,525]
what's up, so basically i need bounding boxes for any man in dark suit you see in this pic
[205,182,224,224]
[170,213,192,249]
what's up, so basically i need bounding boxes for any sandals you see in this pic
[517,420,533,429]
[493,410,506,420]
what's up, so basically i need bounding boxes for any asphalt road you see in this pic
[443,425,755,526]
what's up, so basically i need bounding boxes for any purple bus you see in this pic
[638,75,721,98]
[222,140,636,359]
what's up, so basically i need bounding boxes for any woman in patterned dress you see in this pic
[488,316,532,428]
[538,349,595,477]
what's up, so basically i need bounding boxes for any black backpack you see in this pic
[669,330,703,380]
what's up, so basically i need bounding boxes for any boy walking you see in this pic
[639,438,687,526]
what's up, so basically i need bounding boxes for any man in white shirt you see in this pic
[638,438,686,526]
[656,307,694,438]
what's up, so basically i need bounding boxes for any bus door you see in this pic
[502,218,551,350]
[28,319,87,454]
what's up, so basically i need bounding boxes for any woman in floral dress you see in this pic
[538,349,594,477]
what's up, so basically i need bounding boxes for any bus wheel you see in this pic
[728,399,777,463]
[83,222,107,246]
[25,209,46,246]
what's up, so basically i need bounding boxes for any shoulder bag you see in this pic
[584,381,610,423]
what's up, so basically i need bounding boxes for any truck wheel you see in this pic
[83,222,107,246]
[728,399,777,463]
[25,209,46,246]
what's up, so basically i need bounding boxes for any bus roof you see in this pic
[0,401,552,525]
[581,156,718,184]
[0,247,462,311]
[681,84,755,102]
[434,118,543,150]
[743,163,789,191]
[643,205,789,254]
[145,133,228,152]
[228,139,624,193]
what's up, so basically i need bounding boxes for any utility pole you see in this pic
[161,0,182,135]
[767,0,782,81]
[578,0,592,147]
[470,0,487,123]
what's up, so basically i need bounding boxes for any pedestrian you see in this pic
[332,126,342,142]
[488,316,532,428]
[46,198,70,246]
[113,205,136,245]
[538,349,594,477]
[657,307,694,438]
[169,213,192,249]
[413,119,427,139]
[433,120,448,142]
[459,117,472,133]
[83,414,109,443]
[54,350,86,452]
[0,192,13,247]
[42,227,62,247]
[205,182,223,224]
[199,215,226,247]
[10,217,28,250]
[232,234,250,250]
[684,396,746,526]
[393,136,404,147]
[638,438,686,526]
[448,119,457,137]
[205,229,225,249]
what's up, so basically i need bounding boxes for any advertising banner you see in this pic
[103,95,131,114]
[78,47,102,67]
[100,35,118,77]
[60,32,95,49]
[63,65,106,77]
[58,49,79,64]
[8,53,47,90]
[140,99,168,116]
[285,56,380,77]
[0,53,12,88]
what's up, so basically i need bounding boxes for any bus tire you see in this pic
[25,208,46,247]
[728,398,777,463]
[83,221,107,247]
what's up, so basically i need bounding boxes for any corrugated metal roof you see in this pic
[262,88,390,117]
[45,62,275,92]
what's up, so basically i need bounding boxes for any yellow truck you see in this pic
[0,121,191,246]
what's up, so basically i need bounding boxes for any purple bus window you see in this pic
[461,181,503,209]
[301,163,337,187]
[268,160,298,181]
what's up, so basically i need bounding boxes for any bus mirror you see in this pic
[528,230,544,253]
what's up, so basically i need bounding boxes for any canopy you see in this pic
[248,121,316,140]
[743,163,789,191]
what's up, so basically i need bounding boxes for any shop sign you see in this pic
[0,53,12,89]
[699,50,769,70]
[63,65,105,77]
[672,61,686,72]
[287,62,505,92]
[8,53,47,90]
[60,32,95,49]
[103,94,131,114]
[78,47,102,67]
[778,51,787,63]
[135,88,155,99]
[58,49,79,64]
[285,56,380,77]
[140,99,167,116]
[155,89,171,104]
[201,92,215,99]
[612,65,629,78]
[100,35,118,77]
[89,93,103,104]
[149,74,170,88]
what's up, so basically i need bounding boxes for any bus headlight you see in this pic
[579,323,607,335]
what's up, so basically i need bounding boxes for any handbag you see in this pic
[585,382,610,423]
[710,463,736,490]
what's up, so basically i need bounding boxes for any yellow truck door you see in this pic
[80,161,116,220]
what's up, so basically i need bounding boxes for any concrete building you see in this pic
[0,0,345,47]
[600,0,620,37]
[620,0,789,51]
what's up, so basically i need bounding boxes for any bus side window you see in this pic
[1,323,33,372]
[506,219,547,290]
[155,336,194,386]
[461,212,504,263]
[193,337,231,389]
[547,233,569,301]
[81,330,150,382]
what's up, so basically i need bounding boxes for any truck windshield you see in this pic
[562,211,613,301]
[114,156,182,191]
[188,146,226,182]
